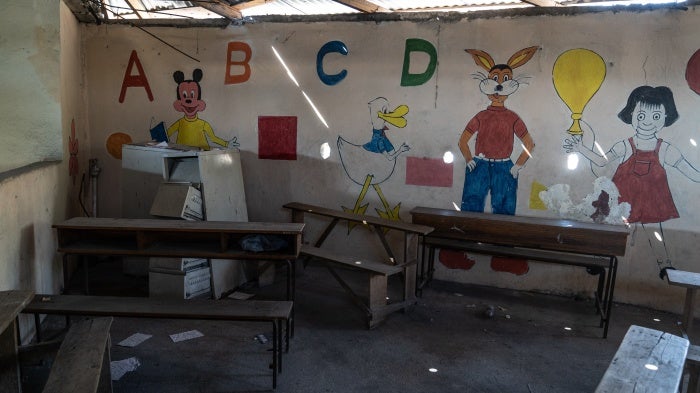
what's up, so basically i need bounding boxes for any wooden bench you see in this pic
[410,206,629,338]
[666,269,700,338]
[22,294,293,389]
[0,290,34,392]
[42,317,113,393]
[595,325,689,392]
[284,202,433,328]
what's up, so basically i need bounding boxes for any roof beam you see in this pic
[522,0,561,6]
[62,0,103,23]
[196,0,244,19]
[333,0,389,12]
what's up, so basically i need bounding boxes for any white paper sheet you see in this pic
[169,329,204,343]
[111,357,140,381]
[117,333,152,348]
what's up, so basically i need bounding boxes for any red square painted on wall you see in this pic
[405,156,453,187]
[258,116,297,160]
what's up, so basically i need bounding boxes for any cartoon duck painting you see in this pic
[337,97,410,222]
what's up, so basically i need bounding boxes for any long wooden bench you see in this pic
[410,206,629,338]
[0,290,34,392]
[42,317,113,393]
[595,325,689,392]
[284,202,433,328]
[22,294,293,389]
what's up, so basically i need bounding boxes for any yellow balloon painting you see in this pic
[552,49,606,135]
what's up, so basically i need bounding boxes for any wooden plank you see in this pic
[25,295,293,322]
[0,290,34,333]
[54,217,304,234]
[52,218,304,260]
[595,325,688,393]
[410,206,629,256]
[666,269,700,289]
[284,202,433,235]
[301,245,404,275]
[42,317,113,393]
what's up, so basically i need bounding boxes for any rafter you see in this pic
[196,0,244,19]
[522,0,561,6]
[332,0,389,12]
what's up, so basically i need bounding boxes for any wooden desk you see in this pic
[284,202,433,328]
[53,217,303,335]
[410,206,629,338]
[666,269,700,338]
[595,325,688,392]
[0,290,34,392]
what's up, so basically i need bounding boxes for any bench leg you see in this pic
[368,274,388,329]
[0,318,21,392]
[271,321,278,389]
[684,289,697,336]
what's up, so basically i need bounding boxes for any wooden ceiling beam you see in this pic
[522,0,561,6]
[333,0,389,12]
[196,0,244,19]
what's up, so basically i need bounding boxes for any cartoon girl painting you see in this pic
[565,85,700,278]
[167,69,237,150]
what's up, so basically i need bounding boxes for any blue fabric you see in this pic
[363,128,394,153]
[461,159,517,215]
[239,235,288,253]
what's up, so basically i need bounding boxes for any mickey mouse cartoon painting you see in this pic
[167,68,238,150]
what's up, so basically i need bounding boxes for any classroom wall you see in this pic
[82,5,700,312]
[0,1,87,342]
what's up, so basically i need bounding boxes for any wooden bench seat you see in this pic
[595,325,688,392]
[666,269,700,338]
[43,317,113,393]
[23,294,293,389]
[284,202,433,328]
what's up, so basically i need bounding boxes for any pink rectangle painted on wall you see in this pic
[405,156,453,187]
[258,116,297,160]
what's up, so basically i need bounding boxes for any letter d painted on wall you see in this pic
[400,38,437,87]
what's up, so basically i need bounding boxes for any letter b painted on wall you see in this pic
[400,38,437,87]
[225,42,252,84]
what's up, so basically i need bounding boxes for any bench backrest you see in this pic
[410,206,629,256]
[284,202,433,235]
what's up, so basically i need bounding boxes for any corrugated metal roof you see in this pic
[67,0,686,24]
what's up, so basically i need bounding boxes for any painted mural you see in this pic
[563,85,700,278]
[338,97,410,226]
[167,69,239,150]
[452,46,538,275]
[94,19,700,292]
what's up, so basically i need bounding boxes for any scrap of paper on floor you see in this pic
[170,329,204,342]
[118,332,152,347]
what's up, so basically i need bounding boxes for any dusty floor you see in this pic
[21,258,695,393]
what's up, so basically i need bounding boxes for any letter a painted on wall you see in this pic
[400,38,437,86]
[225,42,252,84]
[317,40,348,86]
[119,50,154,103]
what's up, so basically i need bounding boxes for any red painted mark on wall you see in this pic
[119,50,153,103]
[490,256,529,276]
[258,116,297,160]
[405,156,453,187]
[438,249,475,270]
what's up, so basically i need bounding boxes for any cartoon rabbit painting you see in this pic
[458,46,538,215]
[455,46,538,275]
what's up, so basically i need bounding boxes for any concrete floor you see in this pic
[22,258,695,393]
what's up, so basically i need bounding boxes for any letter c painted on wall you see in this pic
[317,41,348,86]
